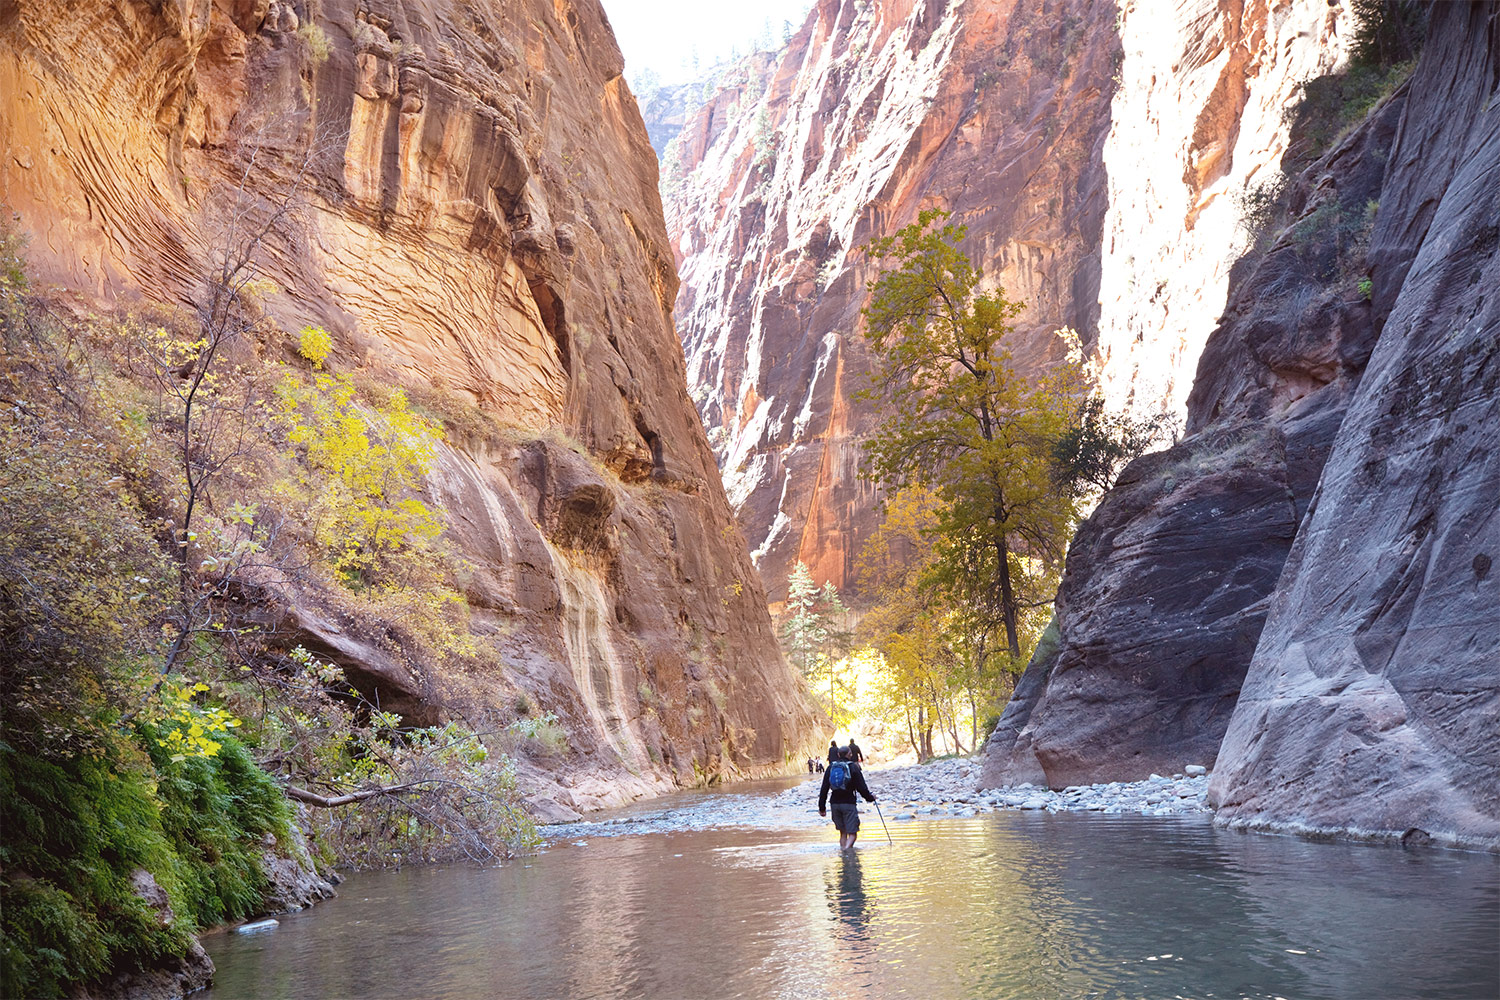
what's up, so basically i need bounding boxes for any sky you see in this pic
[602,0,816,87]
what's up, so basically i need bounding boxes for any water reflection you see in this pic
[826,850,872,937]
[205,813,1500,1000]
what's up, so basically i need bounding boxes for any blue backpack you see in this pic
[828,760,852,791]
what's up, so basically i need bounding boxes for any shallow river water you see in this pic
[204,787,1499,1000]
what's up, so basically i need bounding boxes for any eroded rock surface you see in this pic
[658,0,1345,601]
[661,0,1121,598]
[0,0,821,810]
[987,3,1499,848]
[983,86,1404,789]
[1208,2,1500,851]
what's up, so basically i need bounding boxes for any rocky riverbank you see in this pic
[541,758,1211,842]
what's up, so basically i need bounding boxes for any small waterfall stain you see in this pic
[545,539,650,771]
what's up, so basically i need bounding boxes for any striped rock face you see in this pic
[0,0,823,810]
[654,0,1344,604]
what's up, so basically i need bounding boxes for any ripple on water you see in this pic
[206,811,1500,1000]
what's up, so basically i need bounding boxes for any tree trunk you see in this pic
[996,531,1021,659]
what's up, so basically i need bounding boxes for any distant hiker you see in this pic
[807,757,815,774]
[846,738,864,763]
[819,747,876,850]
[828,740,840,764]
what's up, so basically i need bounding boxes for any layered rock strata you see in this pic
[1208,2,1500,851]
[660,0,1345,601]
[1094,0,1346,415]
[0,0,820,812]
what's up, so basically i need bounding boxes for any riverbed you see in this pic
[205,770,1499,999]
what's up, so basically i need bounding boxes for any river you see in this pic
[204,778,1500,999]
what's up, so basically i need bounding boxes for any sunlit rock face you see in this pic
[1209,2,1500,851]
[1096,0,1346,415]
[662,0,1122,601]
[660,0,1346,603]
[0,0,821,810]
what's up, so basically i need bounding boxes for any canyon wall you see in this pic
[1095,0,1347,415]
[659,0,1346,601]
[1208,2,1500,851]
[986,3,1499,849]
[662,0,1121,601]
[982,87,1401,787]
[0,0,821,815]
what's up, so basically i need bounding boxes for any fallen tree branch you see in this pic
[286,783,425,808]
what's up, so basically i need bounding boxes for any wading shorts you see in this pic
[831,803,860,834]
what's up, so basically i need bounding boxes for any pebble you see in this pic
[541,758,1216,842]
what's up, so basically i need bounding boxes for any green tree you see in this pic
[778,563,854,719]
[780,561,826,677]
[1050,394,1178,498]
[859,209,1085,662]
[855,486,948,758]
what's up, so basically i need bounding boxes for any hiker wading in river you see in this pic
[819,748,876,849]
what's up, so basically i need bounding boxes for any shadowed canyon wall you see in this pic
[656,0,1346,601]
[1208,2,1500,850]
[0,0,821,815]
[986,3,1499,849]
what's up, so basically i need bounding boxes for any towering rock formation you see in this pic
[1209,2,1500,850]
[660,0,1345,602]
[664,0,1122,600]
[0,0,820,813]
[983,88,1402,787]
[986,2,1499,850]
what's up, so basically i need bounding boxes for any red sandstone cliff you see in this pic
[659,0,1345,602]
[0,0,821,814]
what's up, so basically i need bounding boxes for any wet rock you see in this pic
[259,819,338,913]
[236,919,280,934]
[77,871,214,1000]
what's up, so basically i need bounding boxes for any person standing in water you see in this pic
[819,748,876,849]
[846,738,864,763]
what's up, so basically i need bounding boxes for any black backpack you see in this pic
[828,759,852,791]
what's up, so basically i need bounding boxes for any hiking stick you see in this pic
[874,801,893,846]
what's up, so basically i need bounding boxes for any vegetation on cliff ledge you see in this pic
[0,226,536,996]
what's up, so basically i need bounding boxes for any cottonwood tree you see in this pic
[859,210,1085,663]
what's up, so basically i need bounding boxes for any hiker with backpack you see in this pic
[819,747,876,849]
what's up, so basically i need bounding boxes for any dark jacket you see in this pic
[819,762,875,810]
